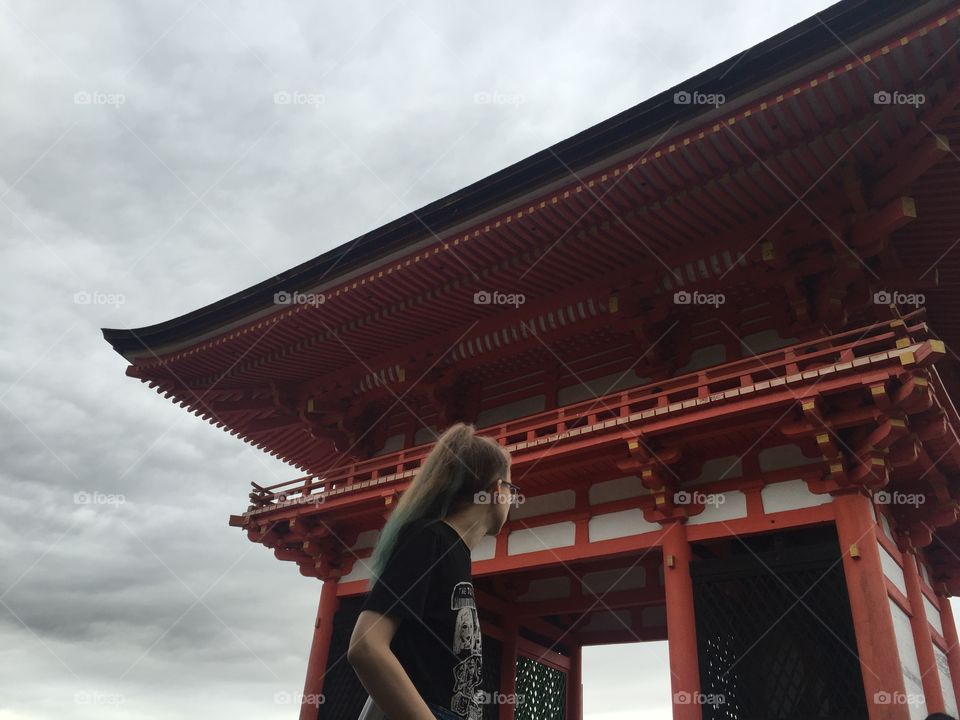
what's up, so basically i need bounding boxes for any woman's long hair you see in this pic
[367,422,510,585]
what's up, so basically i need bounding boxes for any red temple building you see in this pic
[104,1,960,718]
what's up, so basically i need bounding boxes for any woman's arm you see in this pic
[348,609,436,720]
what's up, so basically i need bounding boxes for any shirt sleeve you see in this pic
[360,524,440,625]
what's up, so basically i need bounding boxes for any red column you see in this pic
[301,577,339,720]
[500,616,518,720]
[939,595,960,703]
[902,550,943,712]
[661,519,701,720]
[565,643,582,720]
[832,491,908,719]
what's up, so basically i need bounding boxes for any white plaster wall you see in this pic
[508,521,575,555]
[890,599,927,720]
[676,343,725,373]
[880,546,908,599]
[414,425,437,444]
[924,595,943,637]
[758,443,820,472]
[373,432,405,456]
[740,329,799,355]
[471,535,497,561]
[476,394,546,427]
[350,529,380,550]
[558,369,650,405]
[589,475,648,505]
[510,489,576,520]
[688,455,742,486]
[878,510,896,545]
[340,559,373,584]
[588,508,660,542]
[760,479,831,514]
[685,491,747,526]
[936,646,959,717]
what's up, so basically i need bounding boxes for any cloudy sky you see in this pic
[2,0,929,718]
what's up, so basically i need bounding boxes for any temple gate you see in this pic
[105,1,960,717]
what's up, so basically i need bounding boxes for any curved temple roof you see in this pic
[101,0,941,360]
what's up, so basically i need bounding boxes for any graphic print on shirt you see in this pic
[449,581,483,719]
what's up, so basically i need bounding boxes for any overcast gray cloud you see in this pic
[0,1,905,718]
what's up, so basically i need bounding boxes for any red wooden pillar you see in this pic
[301,577,339,720]
[832,491,908,719]
[565,643,582,720]
[662,519,701,720]
[939,595,960,702]
[500,616,518,720]
[903,550,944,712]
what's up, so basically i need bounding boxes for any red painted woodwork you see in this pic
[834,491,909,720]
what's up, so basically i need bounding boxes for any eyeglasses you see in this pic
[500,480,521,497]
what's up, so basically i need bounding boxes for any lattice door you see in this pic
[691,533,867,719]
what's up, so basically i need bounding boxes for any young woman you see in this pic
[348,422,518,720]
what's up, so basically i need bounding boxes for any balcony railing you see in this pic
[244,309,934,516]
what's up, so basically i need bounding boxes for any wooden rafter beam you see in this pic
[871,135,950,205]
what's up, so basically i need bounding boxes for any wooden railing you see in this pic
[245,310,931,514]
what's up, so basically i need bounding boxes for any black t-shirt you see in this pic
[359,517,484,719]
